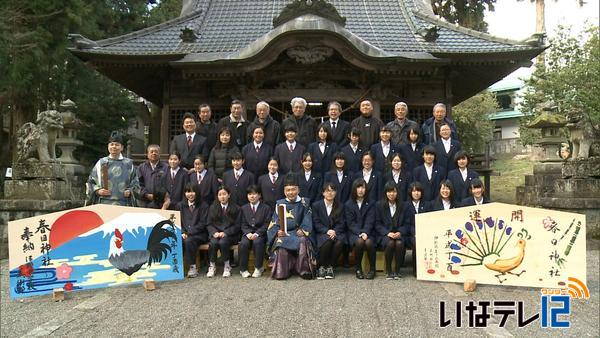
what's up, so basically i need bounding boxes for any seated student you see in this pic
[340,127,364,175]
[344,178,376,280]
[412,145,446,202]
[383,152,412,203]
[208,127,238,180]
[313,182,345,280]
[354,151,382,204]
[307,123,338,177]
[179,183,209,278]
[267,174,314,280]
[375,182,407,280]
[222,152,255,206]
[206,186,241,278]
[239,185,270,278]
[400,126,425,173]
[370,125,399,174]
[431,180,457,211]
[433,123,462,172]
[447,150,480,203]
[460,178,490,206]
[257,157,284,210]
[273,124,305,174]
[189,154,219,206]
[242,125,273,179]
[403,182,431,277]
[297,152,322,204]
[324,152,352,204]
[161,151,189,210]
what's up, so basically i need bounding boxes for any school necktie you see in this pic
[235,172,240,180]
[187,135,192,147]
[189,204,194,212]
[255,145,260,153]
[171,171,175,180]
[271,175,276,185]
[251,205,256,214]
[331,121,336,134]
[197,173,201,184]
[289,144,294,152]
[222,206,226,214]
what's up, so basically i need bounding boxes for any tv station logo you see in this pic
[439,277,590,328]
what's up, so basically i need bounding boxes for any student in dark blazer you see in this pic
[297,152,323,203]
[344,178,376,280]
[222,152,255,206]
[383,152,413,203]
[375,181,408,279]
[273,124,305,174]
[257,157,284,210]
[170,112,208,170]
[412,145,446,202]
[353,151,382,204]
[306,123,338,177]
[433,123,462,172]
[400,126,425,173]
[431,180,458,211]
[179,183,209,278]
[238,185,270,278]
[460,178,490,207]
[242,125,273,179]
[370,125,400,174]
[206,186,241,278]
[403,182,432,276]
[324,152,352,204]
[325,101,351,148]
[340,127,364,175]
[447,150,480,203]
[189,155,219,205]
[161,151,189,210]
[312,182,346,279]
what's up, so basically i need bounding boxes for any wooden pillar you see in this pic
[372,101,381,120]
[159,78,171,153]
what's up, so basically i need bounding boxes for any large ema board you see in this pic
[416,203,586,288]
[8,205,183,299]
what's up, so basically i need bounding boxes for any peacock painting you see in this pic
[448,216,527,283]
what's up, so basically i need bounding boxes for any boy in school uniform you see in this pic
[222,152,256,206]
[257,157,284,210]
[161,151,189,210]
[340,128,364,175]
[273,124,305,174]
[239,185,271,278]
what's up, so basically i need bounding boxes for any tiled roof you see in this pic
[74,0,541,58]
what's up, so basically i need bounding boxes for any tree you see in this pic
[452,91,497,154]
[518,25,600,146]
[430,0,497,32]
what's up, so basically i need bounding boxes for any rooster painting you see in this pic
[108,220,177,276]
[448,217,527,283]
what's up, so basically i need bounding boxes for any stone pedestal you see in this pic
[562,157,600,178]
[4,163,74,200]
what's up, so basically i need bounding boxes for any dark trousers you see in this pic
[318,238,343,268]
[238,235,266,271]
[183,234,207,266]
[209,236,234,263]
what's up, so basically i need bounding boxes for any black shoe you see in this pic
[395,272,403,279]
[317,266,326,280]
[366,270,376,279]
[386,272,394,280]
[325,266,334,279]
[355,269,365,279]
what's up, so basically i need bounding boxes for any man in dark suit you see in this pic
[217,100,248,150]
[324,101,351,148]
[433,123,462,172]
[170,112,208,170]
[196,103,217,153]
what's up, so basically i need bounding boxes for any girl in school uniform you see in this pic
[312,182,345,279]
[383,152,412,203]
[460,177,490,206]
[375,181,408,280]
[447,150,480,204]
[161,151,189,210]
[179,182,209,278]
[344,178,376,280]
[307,123,338,177]
[241,125,273,179]
[257,157,284,210]
[189,154,219,205]
[323,152,352,204]
[354,151,382,204]
[400,126,425,173]
[297,152,322,203]
[431,180,457,211]
[403,182,431,276]
[208,127,238,180]
[206,186,241,278]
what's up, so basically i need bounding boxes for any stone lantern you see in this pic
[526,105,566,163]
[56,99,85,175]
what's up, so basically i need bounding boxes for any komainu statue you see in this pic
[16,110,64,162]
[565,107,600,159]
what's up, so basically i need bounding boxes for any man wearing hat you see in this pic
[87,131,139,206]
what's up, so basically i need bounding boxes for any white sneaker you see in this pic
[252,267,264,278]
[206,265,216,278]
[187,265,198,278]
[223,265,232,278]
[240,270,251,278]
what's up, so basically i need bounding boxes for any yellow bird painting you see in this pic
[483,239,526,283]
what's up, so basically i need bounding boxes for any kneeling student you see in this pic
[239,185,270,278]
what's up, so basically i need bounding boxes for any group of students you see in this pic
[135,114,490,281]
